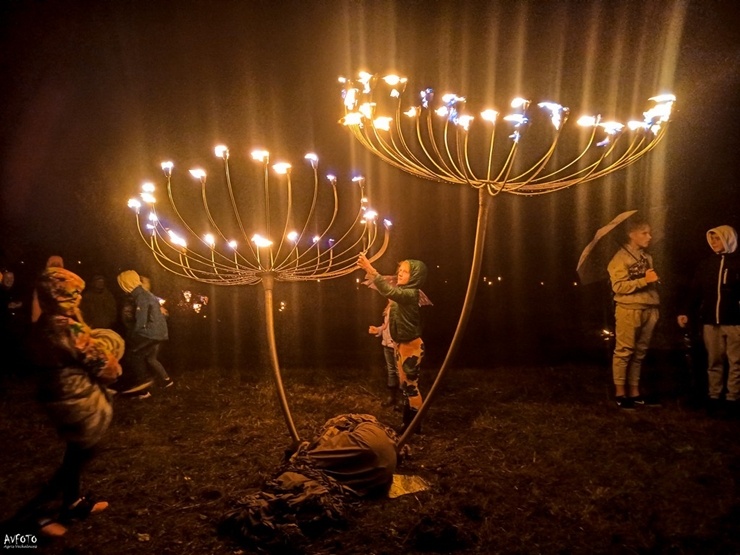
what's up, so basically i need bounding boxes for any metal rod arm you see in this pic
[260,272,301,444]
[397,188,491,449]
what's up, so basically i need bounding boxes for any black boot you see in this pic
[400,405,422,434]
[381,387,398,407]
[400,403,411,432]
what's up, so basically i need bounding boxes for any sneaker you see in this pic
[629,396,646,406]
[118,380,155,395]
[163,378,174,388]
[38,519,67,538]
[643,396,663,407]
[60,496,109,523]
[615,396,635,409]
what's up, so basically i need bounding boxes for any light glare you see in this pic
[480,109,499,122]
[251,150,270,162]
[251,234,273,248]
[272,162,291,174]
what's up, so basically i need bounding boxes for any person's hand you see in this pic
[369,325,380,335]
[677,315,688,328]
[645,269,659,283]
[357,253,376,275]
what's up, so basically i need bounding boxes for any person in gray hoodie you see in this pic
[677,225,740,414]
[607,219,660,409]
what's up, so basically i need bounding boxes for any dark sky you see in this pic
[1,0,739,358]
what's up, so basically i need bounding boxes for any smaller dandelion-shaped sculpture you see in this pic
[339,71,676,446]
[128,146,391,443]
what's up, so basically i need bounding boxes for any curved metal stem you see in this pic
[260,272,301,444]
[397,189,491,449]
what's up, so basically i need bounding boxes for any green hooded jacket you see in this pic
[372,259,428,343]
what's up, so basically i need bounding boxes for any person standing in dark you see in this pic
[0,269,29,372]
[357,254,428,432]
[80,274,117,330]
[368,300,400,408]
[677,225,740,416]
[18,267,122,537]
[116,270,172,395]
[607,220,660,409]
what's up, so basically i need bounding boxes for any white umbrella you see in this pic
[576,210,638,285]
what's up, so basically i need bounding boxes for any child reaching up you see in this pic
[358,253,428,432]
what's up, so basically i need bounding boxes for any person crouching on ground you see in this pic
[19,267,123,537]
[116,270,172,395]
[607,219,660,409]
[358,253,428,432]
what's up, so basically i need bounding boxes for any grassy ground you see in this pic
[1,363,738,554]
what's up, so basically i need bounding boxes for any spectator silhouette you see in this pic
[80,274,117,330]
[31,256,64,324]
[1,269,29,372]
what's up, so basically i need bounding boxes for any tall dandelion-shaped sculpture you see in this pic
[339,71,675,446]
[128,147,391,443]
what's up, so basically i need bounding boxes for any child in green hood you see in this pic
[358,254,428,432]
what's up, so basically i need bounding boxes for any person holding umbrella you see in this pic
[607,219,660,409]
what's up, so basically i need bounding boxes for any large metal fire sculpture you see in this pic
[340,71,675,446]
[128,147,391,443]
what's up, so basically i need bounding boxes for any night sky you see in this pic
[1,0,739,364]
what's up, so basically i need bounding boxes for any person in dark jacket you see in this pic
[116,271,172,396]
[678,225,740,413]
[0,269,29,372]
[18,267,123,537]
[80,274,117,330]
[358,254,428,431]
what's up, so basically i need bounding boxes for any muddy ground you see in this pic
[1,362,739,554]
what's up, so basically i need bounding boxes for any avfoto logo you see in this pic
[3,534,38,549]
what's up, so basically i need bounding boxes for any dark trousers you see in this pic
[14,443,95,521]
[130,338,168,383]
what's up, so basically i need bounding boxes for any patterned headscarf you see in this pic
[36,267,85,319]
[36,267,122,383]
